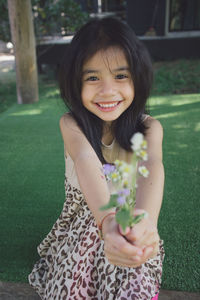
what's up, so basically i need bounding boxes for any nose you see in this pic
[98,79,116,97]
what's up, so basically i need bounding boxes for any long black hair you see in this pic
[59,17,153,164]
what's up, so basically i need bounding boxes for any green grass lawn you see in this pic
[0,60,200,292]
[149,94,200,291]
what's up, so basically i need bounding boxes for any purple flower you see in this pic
[103,164,116,175]
[118,188,130,196]
[117,196,126,206]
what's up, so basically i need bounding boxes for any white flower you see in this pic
[131,132,144,151]
[114,159,123,167]
[111,172,121,182]
[119,164,134,175]
[141,140,147,149]
[122,179,129,187]
[138,166,149,178]
[138,150,148,161]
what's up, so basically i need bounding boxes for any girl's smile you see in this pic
[81,47,134,122]
[95,100,122,111]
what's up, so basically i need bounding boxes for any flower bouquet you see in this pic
[100,133,149,232]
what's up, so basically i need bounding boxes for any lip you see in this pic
[95,101,122,112]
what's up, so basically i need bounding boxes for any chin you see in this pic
[96,111,122,122]
[99,116,119,122]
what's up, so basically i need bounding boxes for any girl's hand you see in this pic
[102,214,145,268]
[119,209,160,263]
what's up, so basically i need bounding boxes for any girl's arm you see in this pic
[122,117,164,259]
[60,114,143,265]
[60,114,112,224]
[136,117,164,226]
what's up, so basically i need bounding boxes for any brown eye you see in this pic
[86,76,99,81]
[116,74,128,79]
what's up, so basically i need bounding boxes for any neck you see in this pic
[102,122,114,145]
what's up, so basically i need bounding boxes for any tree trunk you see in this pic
[7,0,38,104]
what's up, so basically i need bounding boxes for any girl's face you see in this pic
[81,47,134,123]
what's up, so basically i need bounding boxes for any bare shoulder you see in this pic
[144,116,163,141]
[59,113,95,161]
[60,113,78,131]
[59,112,84,139]
[143,116,163,160]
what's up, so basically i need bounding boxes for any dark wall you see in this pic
[142,36,200,61]
[36,35,200,73]
[126,0,166,36]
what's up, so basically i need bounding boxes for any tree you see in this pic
[0,0,11,42]
[7,0,38,104]
[32,0,89,37]
[0,0,89,42]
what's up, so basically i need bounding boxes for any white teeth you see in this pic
[98,102,118,108]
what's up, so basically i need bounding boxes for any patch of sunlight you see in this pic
[173,124,189,129]
[149,96,170,106]
[153,111,180,119]
[0,55,15,62]
[170,96,200,106]
[194,123,200,132]
[178,144,188,148]
[149,94,200,107]
[154,108,198,120]
[167,151,177,156]
[9,109,42,116]
[2,67,13,72]
[45,89,59,98]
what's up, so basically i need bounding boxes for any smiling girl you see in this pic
[29,17,165,300]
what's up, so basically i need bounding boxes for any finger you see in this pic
[133,231,159,248]
[108,243,159,268]
[125,218,147,242]
[149,243,159,259]
[105,249,142,264]
[119,209,147,240]
[135,240,159,262]
[104,233,143,257]
[107,243,158,268]
[118,225,131,236]
[104,243,142,261]
[126,220,158,247]
[142,246,154,261]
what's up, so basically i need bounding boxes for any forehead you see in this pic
[82,47,128,70]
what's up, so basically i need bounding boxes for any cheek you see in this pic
[81,84,95,102]
[132,87,135,100]
[130,82,135,100]
[81,85,87,104]
[130,80,135,93]
[124,84,134,101]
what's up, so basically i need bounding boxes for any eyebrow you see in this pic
[82,66,130,75]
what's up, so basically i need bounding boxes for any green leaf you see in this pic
[115,208,131,232]
[131,213,146,225]
[100,194,118,211]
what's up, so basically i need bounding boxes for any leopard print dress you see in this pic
[29,141,165,300]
